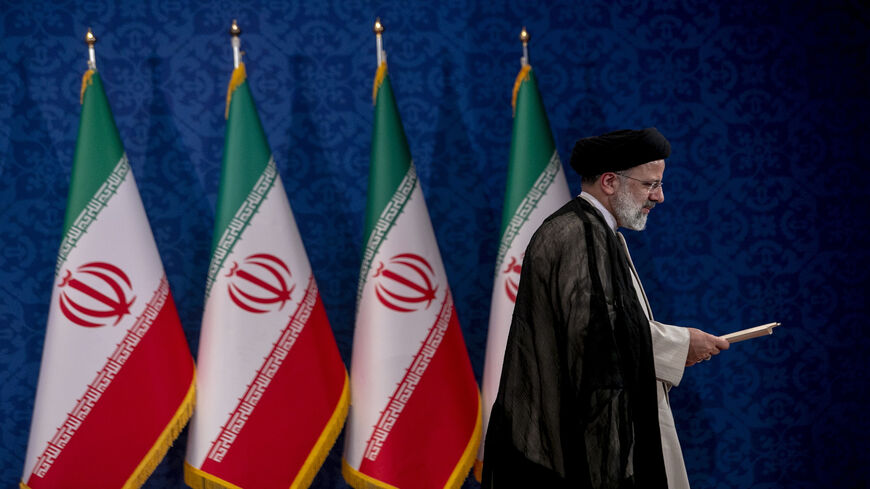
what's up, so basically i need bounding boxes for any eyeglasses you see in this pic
[616,173,663,193]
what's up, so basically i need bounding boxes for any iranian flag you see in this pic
[341,62,481,489]
[183,63,349,489]
[21,69,195,488]
[475,64,571,477]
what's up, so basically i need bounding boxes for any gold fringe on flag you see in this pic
[21,370,197,489]
[122,369,196,489]
[225,63,248,119]
[341,462,396,489]
[184,464,244,489]
[80,69,95,105]
[511,64,532,115]
[341,392,482,489]
[372,61,388,104]
[444,393,482,489]
[183,372,351,489]
[473,459,484,483]
[289,373,350,489]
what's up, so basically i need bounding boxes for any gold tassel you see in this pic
[80,69,95,105]
[511,64,532,116]
[225,63,247,119]
[372,61,388,105]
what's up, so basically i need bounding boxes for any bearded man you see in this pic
[481,128,729,489]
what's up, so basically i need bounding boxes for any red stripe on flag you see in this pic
[198,293,346,489]
[358,309,479,489]
[26,292,193,489]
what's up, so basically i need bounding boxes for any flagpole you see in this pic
[519,26,529,67]
[374,18,385,66]
[85,28,97,70]
[230,19,241,68]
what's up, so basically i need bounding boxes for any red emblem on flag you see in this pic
[58,261,136,328]
[226,253,295,314]
[373,253,439,312]
[503,255,523,303]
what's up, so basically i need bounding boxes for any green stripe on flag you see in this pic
[494,151,561,272]
[204,158,278,298]
[55,155,130,274]
[64,72,125,236]
[363,74,412,246]
[212,78,273,255]
[355,164,417,305]
[501,68,556,238]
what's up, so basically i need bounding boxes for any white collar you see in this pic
[579,191,618,232]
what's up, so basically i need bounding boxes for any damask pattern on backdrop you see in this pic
[1,1,868,488]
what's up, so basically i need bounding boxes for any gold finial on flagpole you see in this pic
[229,19,242,37]
[371,18,388,102]
[230,19,242,68]
[225,19,246,117]
[519,27,530,67]
[374,18,385,66]
[85,28,97,70]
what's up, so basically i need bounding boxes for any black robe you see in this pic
[481,197,668,489]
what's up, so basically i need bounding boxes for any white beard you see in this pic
[613,187,653,231]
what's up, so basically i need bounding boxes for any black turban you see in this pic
[569,127,670,177]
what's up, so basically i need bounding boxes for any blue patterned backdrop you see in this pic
[2,1,869,488]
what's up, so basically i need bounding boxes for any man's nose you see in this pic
[651,186,664,203]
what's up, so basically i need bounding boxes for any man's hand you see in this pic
[685,328,730,366]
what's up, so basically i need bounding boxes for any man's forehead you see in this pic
[628,159,666,176]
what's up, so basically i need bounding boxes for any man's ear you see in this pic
[600,172,620,196]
